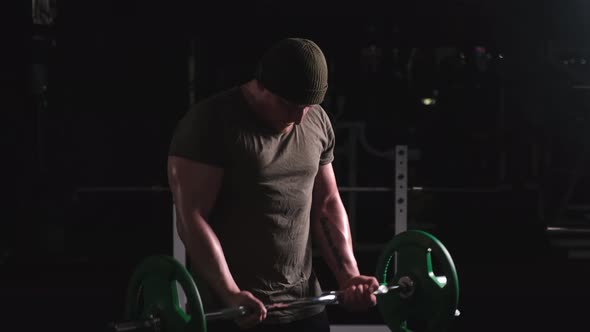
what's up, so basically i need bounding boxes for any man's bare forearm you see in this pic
[311,197,360,287]
[177,212,240,302]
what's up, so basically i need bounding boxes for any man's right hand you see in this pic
[225,290,267,329]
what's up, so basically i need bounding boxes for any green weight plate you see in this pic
[125,255,207,332]
[376,230,459,332]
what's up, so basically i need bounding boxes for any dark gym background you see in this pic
[4,1,590,331]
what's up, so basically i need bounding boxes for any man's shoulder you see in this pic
[190,86,243,117]
[304,104,332,127]
[310,104,328,116]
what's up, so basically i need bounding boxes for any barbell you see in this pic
[109,230,460,332]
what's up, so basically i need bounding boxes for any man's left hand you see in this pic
[339,275,380,311]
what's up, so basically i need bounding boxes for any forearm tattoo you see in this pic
[319,217,345,271]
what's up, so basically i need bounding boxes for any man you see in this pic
[167,38,379,332]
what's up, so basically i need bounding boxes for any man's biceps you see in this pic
[316,165,339,192]
[171,159,223,181]
[169,156,220,172]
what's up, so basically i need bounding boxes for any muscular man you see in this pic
[168,38,379,332]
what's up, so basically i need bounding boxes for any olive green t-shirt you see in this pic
[168,86,335,324]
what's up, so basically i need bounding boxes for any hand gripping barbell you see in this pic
[109,230,460,332]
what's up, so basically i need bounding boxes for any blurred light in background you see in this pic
[421,89,439,107]
[421,98,437,106]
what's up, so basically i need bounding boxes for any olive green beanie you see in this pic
[255,38,328,105]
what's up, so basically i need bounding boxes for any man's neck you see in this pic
[240,81,293,134]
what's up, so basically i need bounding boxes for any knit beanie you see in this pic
[255,38,328,105]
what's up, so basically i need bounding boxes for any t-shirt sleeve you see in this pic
[168,105,226,167]
[319,107,335,165]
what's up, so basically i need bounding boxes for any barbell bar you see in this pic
[204,283,407,321]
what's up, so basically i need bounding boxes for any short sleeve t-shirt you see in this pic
[168,86,335,323]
